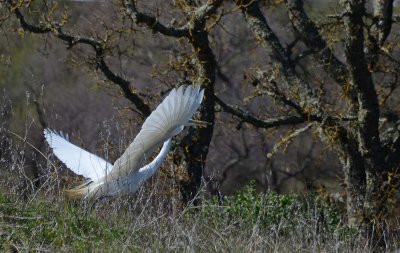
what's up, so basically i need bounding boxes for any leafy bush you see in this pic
[197,181,345,235]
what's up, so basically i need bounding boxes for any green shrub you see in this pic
[197,181,345,235]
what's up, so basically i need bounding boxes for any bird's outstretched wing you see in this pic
[110,85,204,178]
[63,85,204,200]
[44,129,112,181]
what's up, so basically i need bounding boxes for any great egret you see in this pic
[44,85,205,200]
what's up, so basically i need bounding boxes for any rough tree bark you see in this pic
[236,0,397,245]
[179,1,221,204]
[286,0,396,243]
[341,0,387,233]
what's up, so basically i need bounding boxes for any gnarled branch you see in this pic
[6,0,151,116]
[237,0,320,113]
[214,95,307,128]
[285,0,355,102]
[124,0,189,38]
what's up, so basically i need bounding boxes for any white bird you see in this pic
[44,85,205,200]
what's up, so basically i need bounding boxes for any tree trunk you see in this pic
[179,6,220,204]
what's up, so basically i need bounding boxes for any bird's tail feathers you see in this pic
[64,180,104,200]
[64,187,88,200]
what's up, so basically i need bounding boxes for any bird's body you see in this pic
[44,85,204,200]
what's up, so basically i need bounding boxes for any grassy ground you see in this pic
[0,116,396,252]
[1,178,393,253]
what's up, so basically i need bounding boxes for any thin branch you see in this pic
[214,95,307,128]
[123,0,189,38]
[13,7,51,33]
[216,64,234,86]
[124,0,223,39]
[189,0,223,31]
[237,0,320,113]
[254,70,304,114]
[381,120,400,170]
[6,1,151,116]
[267,122,314,158]
[366,0,394,68]
[285,0,355,101]
[371,0,394,48]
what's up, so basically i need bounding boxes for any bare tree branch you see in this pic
[6,0,151,116]
[214,95,307,128]
[124,0,223,40]
[215,94,356,130]
[371,0,394,47]
[284,0,356,101]
[367,0,394,68]
[254,70,304,114]
[124,0,189,38]
[236,0,320,113]
[268,122,313,158]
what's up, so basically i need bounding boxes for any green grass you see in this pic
[0,179,383,252]
[0,193,132,252]
[197,182,345,235]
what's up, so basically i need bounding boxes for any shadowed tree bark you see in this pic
[235,0,398,246]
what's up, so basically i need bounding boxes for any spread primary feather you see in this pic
[44,85,204,200]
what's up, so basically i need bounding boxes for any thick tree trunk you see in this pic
[179,2,221,204]
[341,2,389,241]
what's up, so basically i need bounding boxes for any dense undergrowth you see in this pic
[0,179,388,252]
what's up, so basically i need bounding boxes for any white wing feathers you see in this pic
[106,139,172,196]
[110,85,203,180]
[44,129,112,181]
[45,85,204,200]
